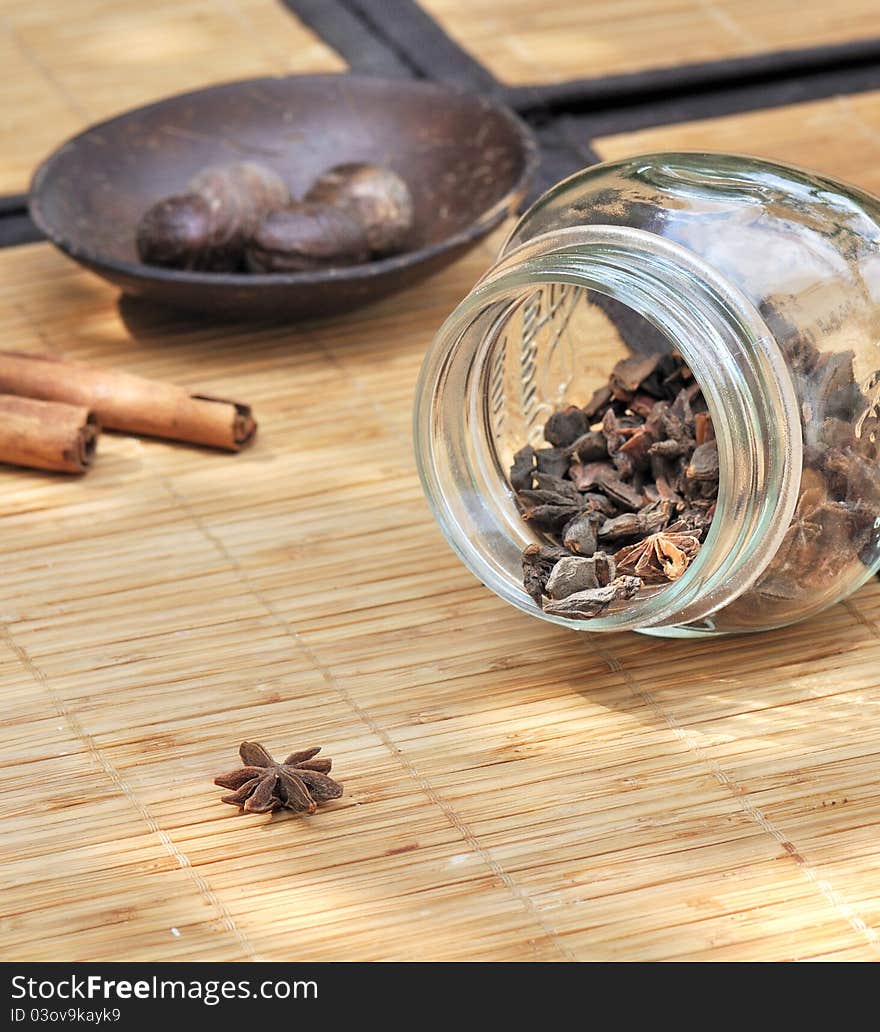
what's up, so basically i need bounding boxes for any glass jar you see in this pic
[414,153,880,636]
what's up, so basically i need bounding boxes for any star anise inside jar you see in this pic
[511,351,718,620]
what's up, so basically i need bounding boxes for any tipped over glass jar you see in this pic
[414,153,880,636]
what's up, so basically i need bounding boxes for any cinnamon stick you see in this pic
[0,352,256,451]
[0,394,99,473]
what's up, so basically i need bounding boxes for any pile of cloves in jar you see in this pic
[136,160,414,273]
[747,326,880,607]
[511,351,719,620]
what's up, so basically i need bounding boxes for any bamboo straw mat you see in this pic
[419,0,880,84]
[0,0,344,195]
[3,3,880,964]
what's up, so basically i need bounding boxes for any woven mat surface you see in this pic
[2,215,880,960]
[419,0,880,84]
[0,0,344,194]
[2,2,880,964]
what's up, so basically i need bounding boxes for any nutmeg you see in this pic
[304,163,414,256]
[245,203,371,273]
[135,194,217,271]
[136,161,290,271]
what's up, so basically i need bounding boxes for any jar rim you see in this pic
[415,225,803,632]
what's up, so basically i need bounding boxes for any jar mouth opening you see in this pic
[415,226,803,632]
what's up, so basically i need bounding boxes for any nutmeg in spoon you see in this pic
[305,163,414,256]
[136,161,290,271]
[135,194,216,271]
[245,202,371,273]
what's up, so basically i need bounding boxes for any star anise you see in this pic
[614,523,702,583]
[214,741,343,815]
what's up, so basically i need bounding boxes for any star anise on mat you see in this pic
[214,741,343,815]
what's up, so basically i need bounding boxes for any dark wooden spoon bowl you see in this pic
[29,74,537,320]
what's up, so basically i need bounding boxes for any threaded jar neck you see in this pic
[415,226,803,633]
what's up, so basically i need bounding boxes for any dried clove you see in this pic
[509,444,536,492]
[509,349,719,620]
[543,576,642,618]
[545,552,617,599]
[565,430,609,462]
[610,354,662,396]
[686,440,720,482]
[562,511,601,555]
[518,472,583,507]
[522,543,570,603]
[583,384,614,420]
[522,502,582,532]
[534,446,570,478]
[543,406,591,447]
[545,556,599,598]
[598,508,670,541]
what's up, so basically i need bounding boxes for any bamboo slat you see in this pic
[0,0,345,194]
[420,0,880,85]
[2,87,880,961]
